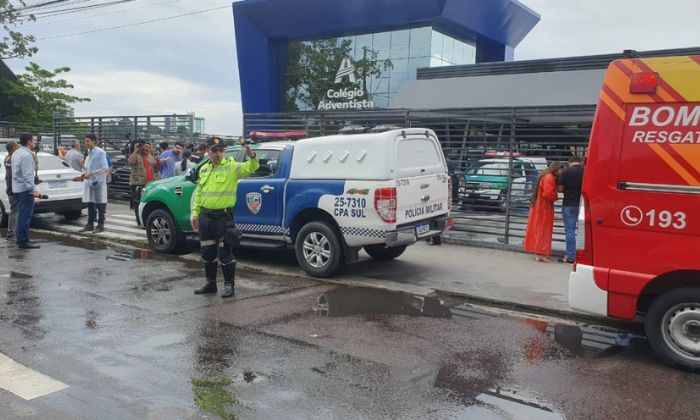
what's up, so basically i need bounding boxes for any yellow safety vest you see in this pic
[192,156,259,217]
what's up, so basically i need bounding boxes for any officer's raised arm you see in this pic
[237,144,259,177]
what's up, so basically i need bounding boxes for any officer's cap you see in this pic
[206,136,224,150]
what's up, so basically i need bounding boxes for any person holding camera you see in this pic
[190,136,258,298]
[128,140,160,225]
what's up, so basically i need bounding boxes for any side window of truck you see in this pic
[243,149,281,178]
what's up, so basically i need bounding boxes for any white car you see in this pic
[0,151,85,227]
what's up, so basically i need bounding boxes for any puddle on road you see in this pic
[312,287,644,360]
[106,249,173,262]
[314,288,452,318]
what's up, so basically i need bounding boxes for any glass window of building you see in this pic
[372,31,391,60]
[390,29,410,59]
[409,27,431,58]
[284,26,475,110]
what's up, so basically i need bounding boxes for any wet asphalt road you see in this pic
[1,234,699,420]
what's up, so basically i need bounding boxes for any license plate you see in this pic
[49,181,67,189]
[416,222,430,236]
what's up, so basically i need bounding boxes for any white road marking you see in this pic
[110,213,137,221]
[0,353,69,400]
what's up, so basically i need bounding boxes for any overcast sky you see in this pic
[5,0,700,135]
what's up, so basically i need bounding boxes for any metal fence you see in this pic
[52,114,198,201]
[244,106,596,250]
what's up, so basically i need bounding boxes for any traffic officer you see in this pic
[191,136,259,298]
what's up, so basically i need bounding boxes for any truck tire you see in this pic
[645,287,700,371]
[60,210,82,221]
[364,244,407,261]
[146,209,183,254]
[295,221,343,278]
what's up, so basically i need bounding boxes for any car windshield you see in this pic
[466,162,509,177]
[39,155,72,170]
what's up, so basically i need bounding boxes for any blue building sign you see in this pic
[233,0,540,114]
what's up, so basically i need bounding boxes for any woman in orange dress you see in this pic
[524,163,562,262]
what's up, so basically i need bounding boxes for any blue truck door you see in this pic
[234,148,286,237]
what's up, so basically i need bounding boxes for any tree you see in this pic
[0,62,90,131]
[0,1,38,60]
[285,39,392,111]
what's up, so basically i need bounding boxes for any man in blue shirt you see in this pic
[159,141,183,179]
[11,133,42,249]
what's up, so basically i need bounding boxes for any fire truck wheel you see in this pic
[645,287,700,372]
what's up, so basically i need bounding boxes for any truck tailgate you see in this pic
[395,173,449,226]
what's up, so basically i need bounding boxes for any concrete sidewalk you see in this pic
[25,201,576,317]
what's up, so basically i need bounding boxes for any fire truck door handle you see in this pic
[260,185,275,193]
[596,218,603,225]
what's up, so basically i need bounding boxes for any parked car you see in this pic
[460,157,540,211]
[139,128,451,277]
[0,151,84,227]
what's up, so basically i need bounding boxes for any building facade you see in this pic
[233,0,540,114]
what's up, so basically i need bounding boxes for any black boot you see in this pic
[194,262,218,295]
[221,263,236,298]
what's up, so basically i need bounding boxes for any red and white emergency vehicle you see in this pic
[569,54,700,370]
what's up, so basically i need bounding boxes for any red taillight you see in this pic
[630,72,659,94]
[374,187,397,223]
[575,193,593,268]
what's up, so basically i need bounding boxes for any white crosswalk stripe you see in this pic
[34,212,147,243]
[0,352,69,400]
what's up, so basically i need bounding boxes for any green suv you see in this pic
[138,143,287,253]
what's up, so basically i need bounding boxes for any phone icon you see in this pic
[621,206,643,227]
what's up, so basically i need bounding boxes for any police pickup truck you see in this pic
[139,128,451,277]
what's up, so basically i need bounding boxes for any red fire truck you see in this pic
[569,54,700,370]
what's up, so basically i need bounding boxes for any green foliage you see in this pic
[285,39,392,111]
[0,0,38,59]
[0,62,90,131]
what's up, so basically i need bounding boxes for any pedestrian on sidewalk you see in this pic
[4,142,19,241]
[190,136,259,298]
[159,141,183,179]
[523,162,562,262]
[175,150,195,176]
[557,156,584,264]
[191,144,208,163]
[80,134,109,233]
[11,133,43,249]
[64,141,84,172]
[128,140,160,225]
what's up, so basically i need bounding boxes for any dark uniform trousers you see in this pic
[199,209,237,266]
[194,208,241,297]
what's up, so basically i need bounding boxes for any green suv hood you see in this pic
[465,175,508,190]
[142,175,186,197]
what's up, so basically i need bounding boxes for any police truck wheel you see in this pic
[146,209,182,254]
[645,287,700,371]
[364,244,407,261]
[295,221,343,278]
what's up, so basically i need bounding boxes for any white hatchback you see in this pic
[0,151,84,227]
